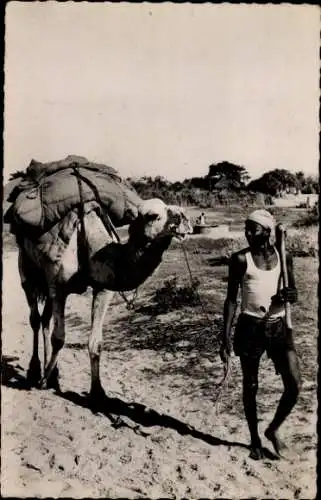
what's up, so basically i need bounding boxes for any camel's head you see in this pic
[129,198,193,242]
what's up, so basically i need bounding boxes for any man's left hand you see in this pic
[272,287,298,305]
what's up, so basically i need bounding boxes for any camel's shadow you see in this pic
[1,356,279,460]
[58,387,251,451]
[1,355,32,390]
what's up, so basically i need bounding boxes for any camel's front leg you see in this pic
[88,288,114,405]
[40,292,66,390]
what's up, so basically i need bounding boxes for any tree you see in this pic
[301,175,319,194]
[9,170,26,181]
[207,161,250,190]
[295,171,305,193]
[183,177,207,190]
[247,169,297,197]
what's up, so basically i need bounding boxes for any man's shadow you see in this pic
[1,355,278,460]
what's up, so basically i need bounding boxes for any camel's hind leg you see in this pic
[40,292,66,391]
[41,297,52,371]
[23,282,42,386]
[88,288,114,408]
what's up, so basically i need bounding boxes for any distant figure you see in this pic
[199,212,206,226]
[220,209,300,460]
[306,196,311,208]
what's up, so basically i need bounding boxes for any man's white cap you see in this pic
[246,209,276,232]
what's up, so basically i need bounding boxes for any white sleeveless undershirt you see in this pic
[240,247,285,319]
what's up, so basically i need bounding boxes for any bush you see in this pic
[153,276,201,313]
[286,229,318,257]
[293,204,319,228]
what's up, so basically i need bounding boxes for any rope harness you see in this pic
[72,166,89,274]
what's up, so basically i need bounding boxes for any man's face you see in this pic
[245,220,270,248]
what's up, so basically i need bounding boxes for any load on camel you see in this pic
[4,155,193,408]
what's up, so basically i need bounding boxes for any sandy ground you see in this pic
[1,247,318,498]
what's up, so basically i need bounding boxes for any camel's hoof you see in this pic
[26,360,42,387]
[39,377,48,390]
[39,371,60,392]
[47,367,60,392]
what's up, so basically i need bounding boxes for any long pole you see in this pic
[276,223,292,330]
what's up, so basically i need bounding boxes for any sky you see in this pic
[4,2,320,183]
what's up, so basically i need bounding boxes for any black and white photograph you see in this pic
[2,2,319,498]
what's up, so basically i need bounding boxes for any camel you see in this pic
[16,198,193,406]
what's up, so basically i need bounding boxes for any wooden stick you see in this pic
[275,223,292,330]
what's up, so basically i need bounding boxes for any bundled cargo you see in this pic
[4,155,142,236]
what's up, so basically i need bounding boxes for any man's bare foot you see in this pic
[265,428,287,456]
[249,445,265,460]
[249,438,264,460]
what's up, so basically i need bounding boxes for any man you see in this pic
[199,212,206,226]
[220,209,301,460]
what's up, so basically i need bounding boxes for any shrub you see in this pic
[153,275,201,313]
[293,204,319,228]
[286,229,318,257]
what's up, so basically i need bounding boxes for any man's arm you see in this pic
[221,252,245,358]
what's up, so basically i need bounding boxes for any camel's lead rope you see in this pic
[179,241,213,325]
[179,240,233,414]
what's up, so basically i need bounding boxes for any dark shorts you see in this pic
[234,314,296,372]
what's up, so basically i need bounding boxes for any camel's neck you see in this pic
[127,234,172,270]
[117,234,173,290]
[127,234,172,259]
[87,233,173,292]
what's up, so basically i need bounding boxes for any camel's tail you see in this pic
[16,235,49,304]
[29,274,48,304]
